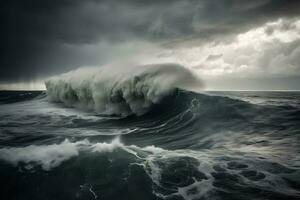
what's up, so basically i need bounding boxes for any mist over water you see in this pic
[45,63,202,116]
[0,65,300,200]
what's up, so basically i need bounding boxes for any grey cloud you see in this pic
[265,18,298,35]
[256,39,300,75]
[206,54,223,61]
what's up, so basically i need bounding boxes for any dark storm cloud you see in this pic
[1,0,300,82]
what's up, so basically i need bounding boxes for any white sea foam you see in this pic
[0,140,87,170]
[0,137,295,199]
[0,137,165,171]
[45,63,202,116]
[91,137,123,152]
[0,138,125,170]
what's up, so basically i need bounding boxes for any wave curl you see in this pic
[45,63,202,116]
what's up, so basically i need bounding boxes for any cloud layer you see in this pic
[1,0,300,89]
[169,18,300,77]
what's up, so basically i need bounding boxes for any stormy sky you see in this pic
[1,0,300,90]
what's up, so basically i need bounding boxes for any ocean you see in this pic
[0,89,299,200]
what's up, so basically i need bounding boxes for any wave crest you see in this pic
[45,63,202,116]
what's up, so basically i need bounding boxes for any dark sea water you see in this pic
[0,90,300,200]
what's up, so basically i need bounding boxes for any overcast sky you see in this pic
[1,0,300,90]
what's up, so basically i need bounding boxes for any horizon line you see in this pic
[1,89,300,92]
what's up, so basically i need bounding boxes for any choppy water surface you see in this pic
[0,90,300,200]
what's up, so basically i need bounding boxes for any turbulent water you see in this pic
[0,67,300,200]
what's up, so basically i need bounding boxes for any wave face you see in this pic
[45,63,202,116]
[1,77,300,199]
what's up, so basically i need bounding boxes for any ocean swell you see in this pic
[45,63,202,116]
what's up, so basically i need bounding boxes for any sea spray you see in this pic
[45,63,202,116]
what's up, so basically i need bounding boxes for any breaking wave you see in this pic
[45,63,202,116]
[1,137,299,199]
[1,87,300,199]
